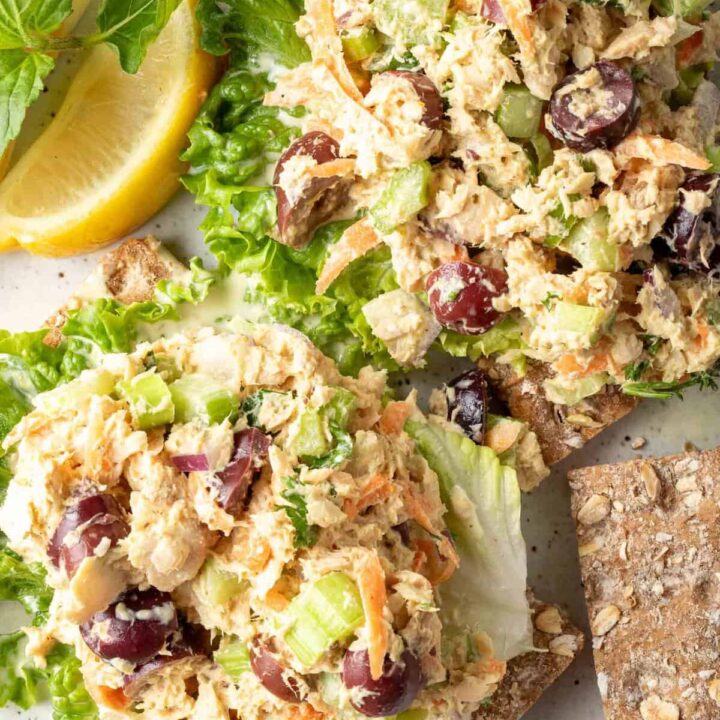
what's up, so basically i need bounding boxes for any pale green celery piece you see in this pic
[215,640,251,680]
[318,673,373,720]
[543,372,610,406]
[653,0,711,17]
[372,0,449,47]
[116,371,174,430]
[552,301,606,337]
[33,369,117,412]
[530,133,553,172]
[495,84,544,139]
[285,572,364,667]
[706,145,720,173]
[562,208,619,272]
[169,374,239,425]
[342,28,382,62]
[325,387,357,429]
[197,558,246,606]
[370,160,432,234]
[291,408,331,458]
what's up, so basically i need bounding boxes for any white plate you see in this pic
[2,191,720,720]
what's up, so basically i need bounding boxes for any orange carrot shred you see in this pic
[358,553,389,681]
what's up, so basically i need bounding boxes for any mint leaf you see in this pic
[0,0,72,49]
[197,0,310,67]
[0,49,53,154]
[95,0,183,73]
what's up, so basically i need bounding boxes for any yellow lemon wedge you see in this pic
[0,0,216,257]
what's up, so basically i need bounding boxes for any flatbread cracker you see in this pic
[476,597,585,720]
[569,449,720,719]
[480,359,638,466]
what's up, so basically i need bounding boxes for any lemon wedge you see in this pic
[0,0,215,257]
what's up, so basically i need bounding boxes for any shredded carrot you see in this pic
[677,29,703,67]
[497,0,536,56]
[304,0,364,100]
[413,538,458,586]
[307,158,356,180]
[695,320,710,348]
[316,218,381,293]
[343,473,393,520]
[358,553,389,681]
[402,484,441,537]
[555,351,610,377]
[379,400,413,436]
[97,686,130,711]
[246,537,272,573]
[614,134,711,171]
[289,703,326,720]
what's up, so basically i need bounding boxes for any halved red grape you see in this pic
[342,649,422,717]
[250,642,304,703]
[47,494,129,577]
[80,588,178,665]
[481,0,545,24]
[216,428,270,515]
[657,173,720,273]
[444,369,489,444]
[426,261,508,335]
[548,61,638,152]
[382,71,444,130]
[275,131,352,249]
[123,622,210,696]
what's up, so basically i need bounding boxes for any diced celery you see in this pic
[291,408,331,458]
[318,673,369,720]
[342,28,381,62]
[116,371,174,430]
[169,374,239,425]
[214,640,251,680]
[530,133,553,172]
[706,145,720,173]
[543,373,610,406]
[495,84,544,140]
[325,388,357,429]
[197,558,246,606]
[285,572,364,667]
[552,301,606,337]
[562,209,619,272]
[33,370,116,412]
[397,711,429,720]
[370,161,432,234]
[372,0,449,47]
[652,0,710,16]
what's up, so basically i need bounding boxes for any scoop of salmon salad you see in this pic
[0,324,537,720]
[185,0,720,404]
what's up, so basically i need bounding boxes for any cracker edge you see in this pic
[475,597,585,720]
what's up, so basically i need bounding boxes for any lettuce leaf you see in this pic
[46,645,98,720]
[405,418,533,661]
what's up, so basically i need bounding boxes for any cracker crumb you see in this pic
[535,607,563,635]
[709,678,720,706]
[577,494,611,525]
[631,436,646,449]
[640,695,680,720]
[591,605,621,637]
[548,634,578,658]
[640,462,660,501]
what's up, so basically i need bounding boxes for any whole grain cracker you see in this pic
[569,449,720,719]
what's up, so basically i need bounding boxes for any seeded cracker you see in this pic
[475,597,585,720]
[569,449,720,719]
[480,358,638,466]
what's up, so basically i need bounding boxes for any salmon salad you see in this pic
[0,324,545,719]
[181,0,720,405]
